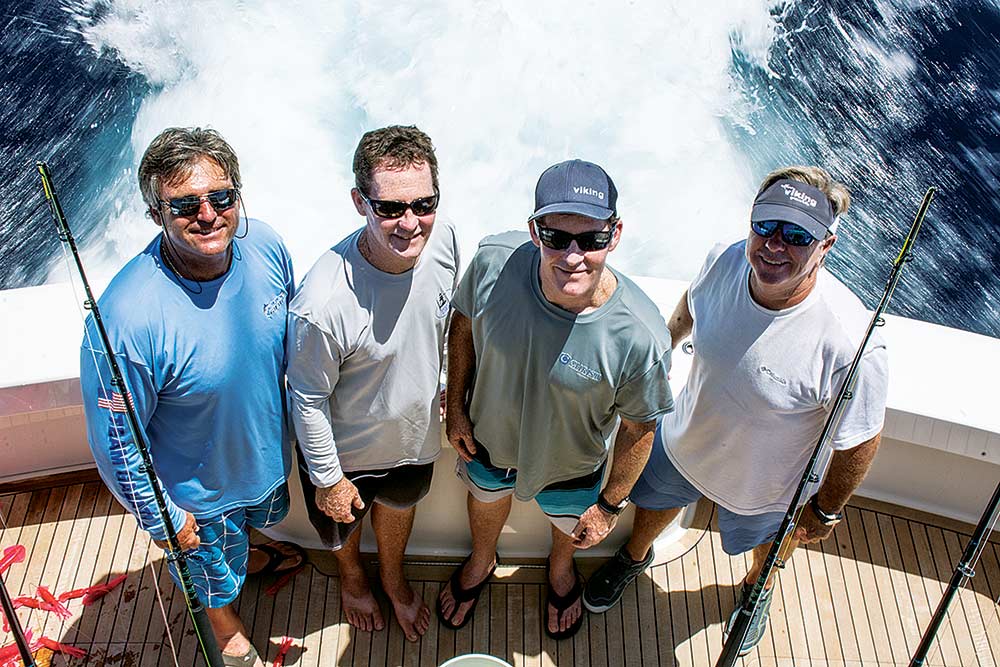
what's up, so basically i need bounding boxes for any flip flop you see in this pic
[248,541,307,577]
[545,560,585,640]
[436,552,499,630]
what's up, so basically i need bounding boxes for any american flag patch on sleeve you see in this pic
[97,391,133,413]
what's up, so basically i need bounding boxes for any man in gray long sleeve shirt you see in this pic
[286,126,459,642]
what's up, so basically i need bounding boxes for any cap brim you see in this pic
[751,203,829,239]
[528,201,614,222]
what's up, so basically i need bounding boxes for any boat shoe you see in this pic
[222,643,259,666]
[724,581,774,657]
[582,544,654,613]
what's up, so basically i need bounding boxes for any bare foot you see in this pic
[547,566,581,636]
[382,578,430,642]
[436,553,496,628]
[340,569,385,633]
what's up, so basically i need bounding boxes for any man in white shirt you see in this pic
[286,126,459,643]
[584,166,889,657]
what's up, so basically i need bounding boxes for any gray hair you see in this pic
[138,127,241,207]
[757,166,851,218]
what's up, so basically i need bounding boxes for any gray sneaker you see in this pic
[724,582,774,656]
[582,544,654,613]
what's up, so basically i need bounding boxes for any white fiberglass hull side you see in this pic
[1,278,998,557]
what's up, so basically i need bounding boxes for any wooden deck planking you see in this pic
[860,508,910,665]
[977,544,1000,663]
[828,517,877,663]
[939,527,985,666]
[1,487,999,666]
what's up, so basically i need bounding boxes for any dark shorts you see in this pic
[297,447,434,551]
[456,443,604,535]
[630,425,786,556]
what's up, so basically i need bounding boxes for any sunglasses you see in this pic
[359,189,440,219]
[751,220,817,247]
[158,188,239,217]
[535,223,613,251]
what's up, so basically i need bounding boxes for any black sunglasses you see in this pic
[535,223,613,251]
[158,188,239,217]
[751,220,816,247]
[359,189,440,219]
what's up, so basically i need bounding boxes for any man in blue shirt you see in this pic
[80,127,301,667]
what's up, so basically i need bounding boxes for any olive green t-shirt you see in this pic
[453,232,674,500]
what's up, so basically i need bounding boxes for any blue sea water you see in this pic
[1,0,998,337]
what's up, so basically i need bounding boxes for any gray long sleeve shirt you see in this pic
[286,221,460,487]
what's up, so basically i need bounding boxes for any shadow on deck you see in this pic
[1,479,998,666]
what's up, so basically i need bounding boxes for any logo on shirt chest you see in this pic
[262,292,284,319]
[758,365,788,386]
[436,290,450,319]
[559,352,602,382]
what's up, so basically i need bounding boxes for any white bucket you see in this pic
[438,654,513,667]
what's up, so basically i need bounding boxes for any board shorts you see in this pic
[630,424,785,555]
[165,483,290,608]
[457,443,604,535]
[297,453,435,551]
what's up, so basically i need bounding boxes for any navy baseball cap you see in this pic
[750,179,837,239]
[528,159,618,222]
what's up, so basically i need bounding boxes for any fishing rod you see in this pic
[717,186,937,667]
[36,162,225,667]
[909,480,1000,666]
[0,574,35,666]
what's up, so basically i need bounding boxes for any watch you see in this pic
[597,492,629,516]
[809,495,843,527]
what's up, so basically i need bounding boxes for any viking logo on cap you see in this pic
[780,183,818,208]
[573,186,605,200]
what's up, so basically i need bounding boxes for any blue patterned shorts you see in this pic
[456,445,604,535]
[166,483,290,608]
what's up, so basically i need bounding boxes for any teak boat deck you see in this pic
[1,476,998,667]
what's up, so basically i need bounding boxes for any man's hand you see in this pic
[446,408,477,463]
[315,477,365,523]
[570,505,618,549]
[154,511,200,551]
[794,509,836,544]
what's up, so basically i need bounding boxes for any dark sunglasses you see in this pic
[751,220,816,247]
[535,223,613,251]
[158,188,239,217]
[359,189,440,219]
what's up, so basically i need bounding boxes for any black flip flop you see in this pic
[436,552,499,630]
[545,561,585,640]
[248,541,307,577]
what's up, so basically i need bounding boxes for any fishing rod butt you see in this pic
[190,605,225,667]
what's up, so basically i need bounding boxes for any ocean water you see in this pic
[1,0,998,337]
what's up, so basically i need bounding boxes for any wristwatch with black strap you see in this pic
[597,491,629,516]
[809,494,843,527]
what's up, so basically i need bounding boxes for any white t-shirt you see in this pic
[286,221,460,486]
[663,241,888,515]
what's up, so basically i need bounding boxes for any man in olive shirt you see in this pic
[437,160,674,640]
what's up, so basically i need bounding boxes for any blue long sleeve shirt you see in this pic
[79,220,294,540]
